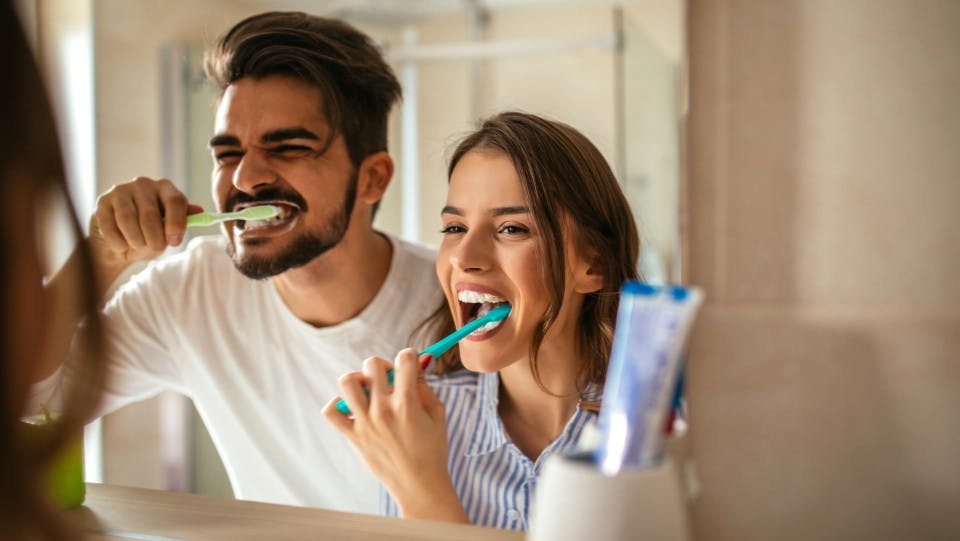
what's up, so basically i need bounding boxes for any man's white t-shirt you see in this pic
[36,234,442,513]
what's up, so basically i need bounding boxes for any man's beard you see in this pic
[226,174,357,280]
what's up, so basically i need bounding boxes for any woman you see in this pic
[0,2,106,538]
[325,111,640,530]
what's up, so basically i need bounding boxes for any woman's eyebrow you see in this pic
[491,206,529,217]
[441,205,529,217]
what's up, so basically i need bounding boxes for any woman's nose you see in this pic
[449,231,492,273]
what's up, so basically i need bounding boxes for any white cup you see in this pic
[528,454,691,541]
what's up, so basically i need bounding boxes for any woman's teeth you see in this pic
[457,290,508,336]
[458,290,506,304]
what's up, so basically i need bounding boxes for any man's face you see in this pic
[210,75,357,279]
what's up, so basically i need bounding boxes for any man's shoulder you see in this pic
[110,235,236,302]
[148,235,230,273]
[390,235,438,270]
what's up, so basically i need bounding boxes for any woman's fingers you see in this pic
[392,348,422,403]
[336,371,370,421]
[418,379,446,423]
[362,356,392,400]
[321,395,353,433]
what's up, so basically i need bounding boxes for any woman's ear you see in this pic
[357,151,394,205]
[572,251,604,294]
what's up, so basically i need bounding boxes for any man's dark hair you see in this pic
[204,11,402,169]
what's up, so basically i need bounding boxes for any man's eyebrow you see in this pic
[440,205,529,217]
[209,134,240,148]
[208,128,321,149]
[261,127,320,144]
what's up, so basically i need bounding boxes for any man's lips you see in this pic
[231,201,299,238]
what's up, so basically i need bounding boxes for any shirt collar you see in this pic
[464,372,604,457]
[465,372,508,457]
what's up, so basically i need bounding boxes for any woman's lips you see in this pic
[455,286,509,339]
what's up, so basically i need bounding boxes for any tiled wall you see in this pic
[685,1,960,539]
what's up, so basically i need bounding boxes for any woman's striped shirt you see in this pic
[379,370,602,530]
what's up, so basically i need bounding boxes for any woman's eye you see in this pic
[440,225,466,234]
[499,224,529,235]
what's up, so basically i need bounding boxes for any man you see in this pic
[34,12,442,513]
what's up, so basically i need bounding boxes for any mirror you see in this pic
[43,0,683,503]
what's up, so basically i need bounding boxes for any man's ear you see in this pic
[357,151,394,205]
[572,252,604,294]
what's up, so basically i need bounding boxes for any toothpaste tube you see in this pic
[594,282,703,474]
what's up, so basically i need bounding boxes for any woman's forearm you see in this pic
[396,480,470,524]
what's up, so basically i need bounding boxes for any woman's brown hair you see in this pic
[1,3,105,538]
[420,111,640,394]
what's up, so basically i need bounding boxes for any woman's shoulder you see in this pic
[425,369,480,390]
[424,370,487,423]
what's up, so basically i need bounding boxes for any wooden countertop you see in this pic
[69,483,524,541]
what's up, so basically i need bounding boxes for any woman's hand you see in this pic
[323,348,469,523]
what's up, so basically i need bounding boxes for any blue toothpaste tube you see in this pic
[595,282,704,474]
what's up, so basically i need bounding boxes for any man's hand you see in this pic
[89,177,203,294]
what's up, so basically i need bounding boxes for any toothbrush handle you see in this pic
[186,212,217,227]
[334,313,500,415]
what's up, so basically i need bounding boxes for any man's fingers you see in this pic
[112,197,147,249]
[131,183,167,252]
[157,179,190,247]
[93,201,127,253]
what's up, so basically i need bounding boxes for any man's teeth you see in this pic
[458,290,506,304]
[239,208,293,230]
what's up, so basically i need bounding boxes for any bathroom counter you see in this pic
[69,483,524,540]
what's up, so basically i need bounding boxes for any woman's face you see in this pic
[436,149,592,373]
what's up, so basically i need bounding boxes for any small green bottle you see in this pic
[20,409,85,508]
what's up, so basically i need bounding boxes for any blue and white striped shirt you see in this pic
[380,370,602,530]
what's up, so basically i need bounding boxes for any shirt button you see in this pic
[507,509,521,521]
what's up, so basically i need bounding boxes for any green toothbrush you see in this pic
[185,205,281,228]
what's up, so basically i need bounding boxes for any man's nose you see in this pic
[232,150,276,192]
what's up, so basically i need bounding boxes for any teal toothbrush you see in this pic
[186,205,281,228]
[335,303,512,415]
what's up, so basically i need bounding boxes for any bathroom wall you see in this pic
[685,0,960,538]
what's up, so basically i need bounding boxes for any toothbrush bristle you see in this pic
[489,304,512,320]
[242,205,281,221]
